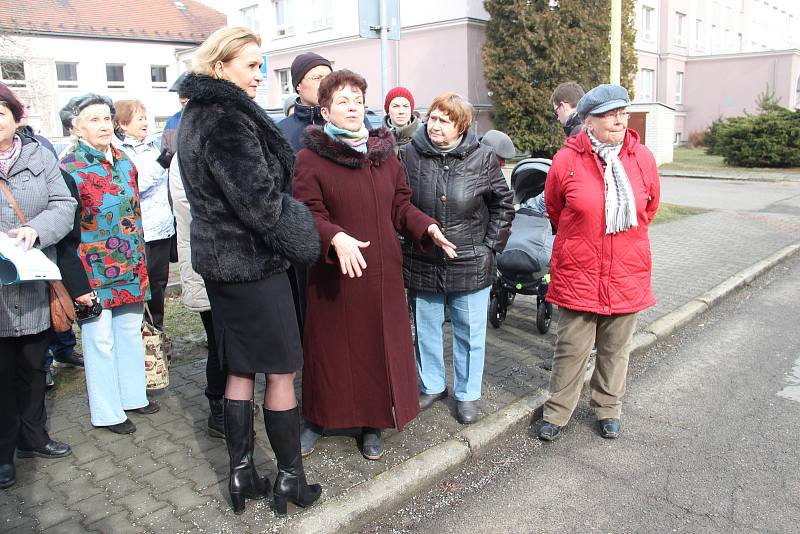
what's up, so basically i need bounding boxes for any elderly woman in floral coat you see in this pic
[60,94,157,435]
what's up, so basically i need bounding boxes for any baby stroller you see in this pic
[489,158,554,333]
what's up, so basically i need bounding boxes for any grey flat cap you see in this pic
[576,84,630,119]
[481,130,516,159]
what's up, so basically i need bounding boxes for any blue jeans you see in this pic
[80,303,148,426]
[43,329,78,370]
[409,287,491,402]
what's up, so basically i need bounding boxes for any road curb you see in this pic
[658,170,800,183]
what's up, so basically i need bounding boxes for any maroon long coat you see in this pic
[293,127,437,430]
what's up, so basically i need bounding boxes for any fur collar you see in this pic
[302,126,396,169]
[181,73,295,175]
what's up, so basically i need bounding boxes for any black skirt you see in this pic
[204,272,303,374]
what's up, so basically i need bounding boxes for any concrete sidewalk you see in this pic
[3,209,800,534]
[659,168,800,182]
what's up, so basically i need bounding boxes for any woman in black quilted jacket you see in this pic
[399,92,514,426]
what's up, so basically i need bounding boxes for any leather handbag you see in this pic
[0,180,76,332]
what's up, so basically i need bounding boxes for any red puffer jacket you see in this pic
[545,129,660,315]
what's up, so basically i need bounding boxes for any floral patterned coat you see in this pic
[60,141,150,309]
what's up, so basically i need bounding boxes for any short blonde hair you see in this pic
[428,92,473,135]
[114,99,146,128]
[193,26,262,77]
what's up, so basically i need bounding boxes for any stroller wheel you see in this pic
[489,294,503,328]
[536,301,551,334]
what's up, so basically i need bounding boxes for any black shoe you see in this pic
[53,351,84,368]
[208,398,225,439]
[537,421,561,441]
[598,418,621,439]
[225,400,268,515]
[456,400,479,424]
[45,368,55,390]
[263,407,322,516]
[17,439,72,459]
[106,419,137,434]
[128,401,160,415]
[361,428,384,461]
[419,390,447,411]
[300,421,324,457]
[0,464,15,489]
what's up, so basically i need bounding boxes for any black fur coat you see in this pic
[176,74,319,282]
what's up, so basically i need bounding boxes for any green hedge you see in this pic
[704,108,800,167]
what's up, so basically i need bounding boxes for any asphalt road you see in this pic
[660,176,800,214]
[362,252,800,534]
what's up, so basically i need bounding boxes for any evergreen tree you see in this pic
[482,0,637,156]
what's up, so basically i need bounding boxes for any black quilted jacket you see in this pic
[399,127,514,293]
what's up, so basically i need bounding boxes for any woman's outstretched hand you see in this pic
[331,231,370,278]
[427,224,457,259]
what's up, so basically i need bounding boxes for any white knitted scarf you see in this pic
[586,129,638,234]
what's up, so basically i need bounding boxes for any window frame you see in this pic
[55,62,79,88]
[674,71,684,105]
[640,5,655,42]
[106,63,126,89]
[273,0,294,37]
[276,68,292,95]
[0,59,26,88]
[311,0,333,31]
[639,69,654,102]
[241,4,262,33]
[675,12,686,47]
[150,65,168,88]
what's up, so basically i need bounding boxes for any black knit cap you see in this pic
[290,52,332,90]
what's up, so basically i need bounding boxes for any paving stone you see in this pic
[161,481,212,511]
[139,434,186,460]
[0,514,37,533]
[66,492,123,526]
[84,455,127,483]
[97,473,142,501]
[26,499,81,531]
[42,519,85,533]
[141,467,190,495]
[69,441,110,467]
[85,511,139,534]
[52,473,106,506]
[159,450,205,475]
[134,505,193,533]
[181,462,226,492]
[114,488,165,521]
[120,452,164,478]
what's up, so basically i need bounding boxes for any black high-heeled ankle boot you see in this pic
[263,406,322,515]
[224,399,268,514]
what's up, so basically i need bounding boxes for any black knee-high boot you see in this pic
[263,406,322,515]
[224,399,267,514]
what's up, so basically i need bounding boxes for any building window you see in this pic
[675,12,686,46]
[151,65,168,88]
[639,69,654,101]
[56,62,78,88]
[675,71,684,105]
[277,68,292,95]
[0,60,26,88]
[274,0,294,37]
[106,64,125,88]
[694,19,704,52]
[241,4,261,33]
[311,0,333,30]
[154,116,170,131]
[640,5,654,41]
[675,132,682,145]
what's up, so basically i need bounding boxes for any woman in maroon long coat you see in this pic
[293,70,456,460]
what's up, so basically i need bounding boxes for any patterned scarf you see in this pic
[0,135,22,177]
[324,122,369,153]
[586,128,638,234]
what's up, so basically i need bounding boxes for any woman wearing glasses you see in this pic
[537,84,660,442]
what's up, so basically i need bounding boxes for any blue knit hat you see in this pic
[576,84,630,119]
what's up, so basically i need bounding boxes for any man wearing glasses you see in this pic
[278,52,333,152]
[550,81,585,138]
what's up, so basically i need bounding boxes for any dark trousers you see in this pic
[200,310,228,400]
[145,238,172,330]
[44,329,78,369]
[0,331,51,463]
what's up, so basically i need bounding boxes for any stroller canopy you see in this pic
[510,158,551,205]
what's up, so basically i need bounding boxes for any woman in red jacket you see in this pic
[538,84,660,442]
